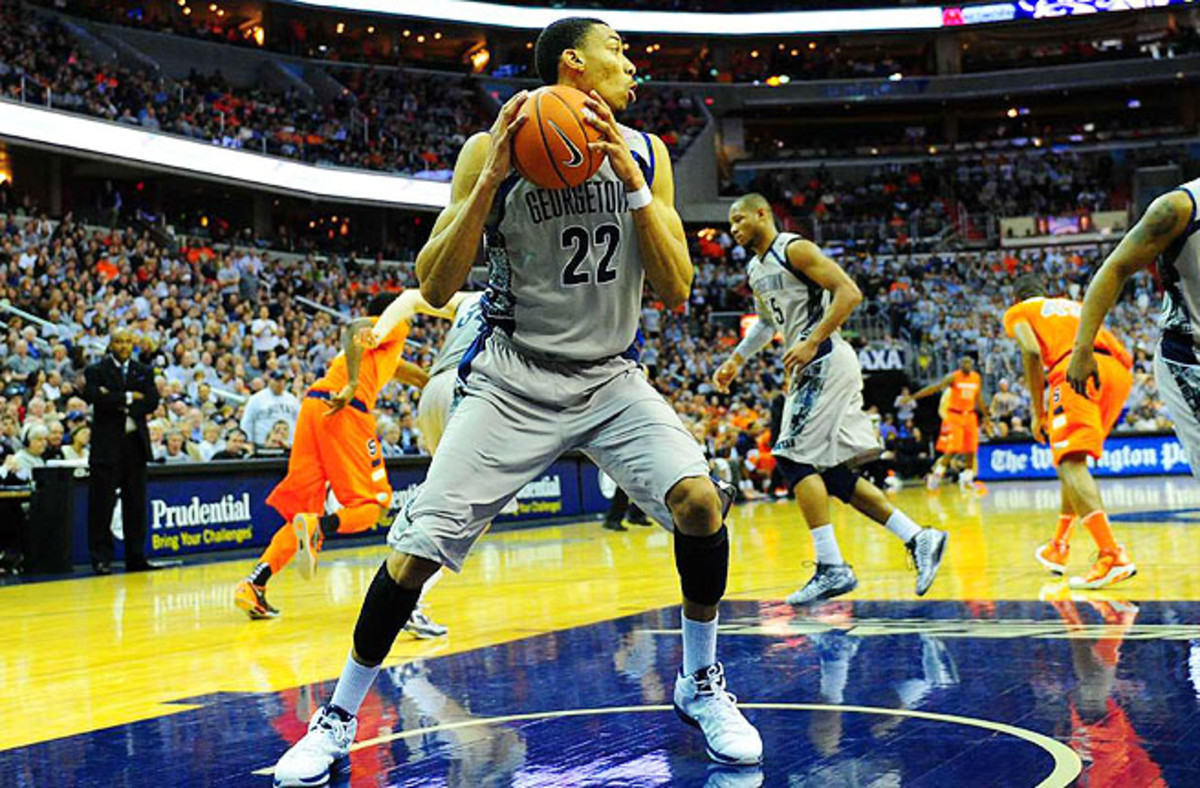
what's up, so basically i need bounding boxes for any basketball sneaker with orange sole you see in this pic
[292,513,325,580]
[234,579,280,619]
[1035,539,1070,575]
[1068,545,1136,590]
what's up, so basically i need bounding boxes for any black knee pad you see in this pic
[353,561,421,666]
[674,525,729,606]
[821,465,859,503]
[777,457,819,489]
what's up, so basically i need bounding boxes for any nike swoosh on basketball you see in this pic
[548,119,585,168]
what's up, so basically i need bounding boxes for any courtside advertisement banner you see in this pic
[69,459,597,561]
[979,433,1192,481]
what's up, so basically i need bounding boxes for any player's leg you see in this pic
[1155,348,1200,477]
[1036,483,1076,575]
[958,414,980,490]
[769,457,859,605]
[843,472,948,596]
[1051,366,1135,589]
[235,400,328,618]
[579,370,760,765]
[273,388,567,786]
[827,366,948,595]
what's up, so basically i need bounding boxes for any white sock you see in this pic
[884,510,922,543]
[682,612,718,676]
[811,524,843,565]
[330,651,381,716]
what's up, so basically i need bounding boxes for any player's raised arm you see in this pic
[909,374,953,402]
[1068,191,1193,394]
[416,92,528,307]
[369,289,466,346]
[781,240,863,374]
[584,97,691,309]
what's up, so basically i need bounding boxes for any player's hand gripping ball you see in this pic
[511,85,605,189]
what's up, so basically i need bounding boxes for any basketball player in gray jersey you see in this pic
[715,194,948,606]
[417,290,484,454]
[1069,180,1200,473]
[272,18,760,787]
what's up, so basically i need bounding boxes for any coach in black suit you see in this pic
[82,329,161,574]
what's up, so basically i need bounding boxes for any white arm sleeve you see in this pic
[732,318,775,362]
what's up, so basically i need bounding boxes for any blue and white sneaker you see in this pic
[786,563,858,606]
[674,662,763,765]
[272,704,356,787]
[907,528,948,597]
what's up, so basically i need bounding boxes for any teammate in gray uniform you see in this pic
[1069,179,1200,473]
[272,18,760,787]
[417,291,484,454]
[714,194,948,606]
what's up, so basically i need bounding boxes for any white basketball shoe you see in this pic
[273,704,356,787]
[674,662,763,766]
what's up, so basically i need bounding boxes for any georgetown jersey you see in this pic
[487,125,657,361]
[429,292,485,378]
[747,232,834,353]
[1158,177,1200,362]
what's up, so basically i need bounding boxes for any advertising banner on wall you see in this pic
[68,457,601,563]
[978,433,1192,481]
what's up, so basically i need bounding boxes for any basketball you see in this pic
[511,85,605,190]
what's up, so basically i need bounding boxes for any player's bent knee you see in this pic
[667,477,721,536]
[820,465,859,503]
[674,525,729,606]
[353,561,422,666]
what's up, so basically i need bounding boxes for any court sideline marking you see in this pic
[252,702,1083,786]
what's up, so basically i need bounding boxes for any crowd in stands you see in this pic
[0,173,1175,515]
[745,105,1189,164]
[736,145,1198,252]
[0,5,707,175]
[33,0,1200,88]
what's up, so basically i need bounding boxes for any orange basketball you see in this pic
[511,85,605,190]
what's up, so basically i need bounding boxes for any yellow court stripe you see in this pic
[252,702,1083,787]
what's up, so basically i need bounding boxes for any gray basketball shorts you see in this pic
[1154,346,1200,478]
[773,338,881,469]
[390,334,711,572]
[416,369,456,455]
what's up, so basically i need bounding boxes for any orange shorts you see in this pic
[265,396,391,523]
[936,410,979,456]
[1047,354,1132,466]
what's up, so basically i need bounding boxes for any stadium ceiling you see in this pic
[280,0,1187,35]
[0,102,452,209]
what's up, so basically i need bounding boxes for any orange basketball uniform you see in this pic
[260,318,411,573]
[935,370,982,455]
[1002,297,1133,466]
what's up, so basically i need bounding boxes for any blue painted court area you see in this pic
[8,600,1200,787]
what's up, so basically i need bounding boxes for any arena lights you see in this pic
[281,0,1182,35]
[280,0,945,35]
[0,102,451,209]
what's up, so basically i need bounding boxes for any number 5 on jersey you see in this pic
[561,223,620,286]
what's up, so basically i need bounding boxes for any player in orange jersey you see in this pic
[234,289,467,619]
[1004,275,1136,589]
[906,355,991,491]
